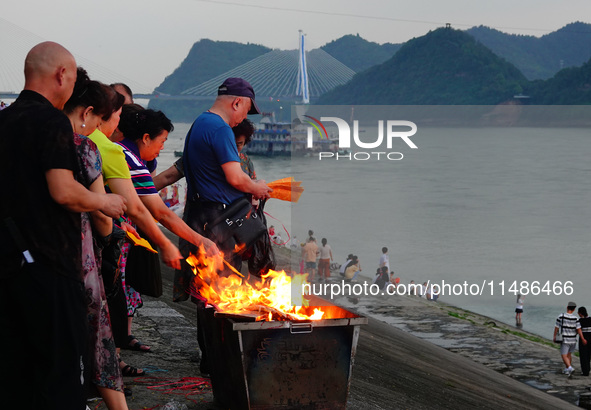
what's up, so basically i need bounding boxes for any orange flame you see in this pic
[185,251,325,321]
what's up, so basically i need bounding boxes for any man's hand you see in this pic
[200,237,220,257]
[252,180,272,199]
[222,162,273,198]
[100,193,127,219]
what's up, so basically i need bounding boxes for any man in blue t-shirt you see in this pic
[181,78,271,376]
[182,78,271,254]
[183,78,270,205]
[184,111,248,204]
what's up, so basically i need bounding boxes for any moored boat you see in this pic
[244,112,335,156]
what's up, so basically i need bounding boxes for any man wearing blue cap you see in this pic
[180,77,271,376]
[182,77,271,265]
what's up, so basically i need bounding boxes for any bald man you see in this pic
[0,42,126,409]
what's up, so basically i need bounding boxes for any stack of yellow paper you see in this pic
[267,177,304,203]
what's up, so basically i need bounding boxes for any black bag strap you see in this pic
[561,315,564,334]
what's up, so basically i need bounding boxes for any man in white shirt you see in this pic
[379,246,390,272]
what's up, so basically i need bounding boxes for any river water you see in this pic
[157,108,591,340]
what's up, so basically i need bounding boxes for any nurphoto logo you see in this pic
[302,115,418,161]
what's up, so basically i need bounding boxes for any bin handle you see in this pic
[290,322,313,334]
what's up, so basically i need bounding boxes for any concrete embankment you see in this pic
[95,242,583,409]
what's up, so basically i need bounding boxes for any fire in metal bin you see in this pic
[202,300,367,410]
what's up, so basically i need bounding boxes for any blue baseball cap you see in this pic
[218,78,261,115]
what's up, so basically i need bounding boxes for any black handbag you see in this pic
[204,197,267,252]
[245,199,276,277]
[124,231,163,298]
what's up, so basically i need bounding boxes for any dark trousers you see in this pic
[196,300,212,374]
[180,200,242,373]
[0,261,87,409]
[581,334,591,376]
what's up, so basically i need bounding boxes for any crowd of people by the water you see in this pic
[296,238,440,300]
[0,41,272,410]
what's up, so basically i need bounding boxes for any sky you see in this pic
[2,0,591,93]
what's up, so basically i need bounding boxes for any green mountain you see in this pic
[154,39,271,95]
[318,27,528,105]
[149,39,270,120]
[467,22,591,80]
[524,58,591,104]
[320,34,401,72]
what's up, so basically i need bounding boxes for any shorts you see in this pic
[305,261,317,269]
[515,308,523,313]
[561,342,577,355]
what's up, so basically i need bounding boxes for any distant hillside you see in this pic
[149,39,271,120]
[524,57,591,104]
[320,34,401,72]
[467,22,591,80]
[154,39,270,95]
[318,27,527,105]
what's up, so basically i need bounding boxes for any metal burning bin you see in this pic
[202,302,367,409]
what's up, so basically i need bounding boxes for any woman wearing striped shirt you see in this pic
[116,104,218,258]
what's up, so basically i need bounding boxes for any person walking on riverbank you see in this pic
[578,306,591,376]
[554,301,583,375]
[515,294,524,326]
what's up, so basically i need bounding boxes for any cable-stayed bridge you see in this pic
[1,17,354,102]
[175,48,354,102]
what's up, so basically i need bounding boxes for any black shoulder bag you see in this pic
[204,197,267,252]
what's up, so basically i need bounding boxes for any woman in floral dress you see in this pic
[63,68,127,409]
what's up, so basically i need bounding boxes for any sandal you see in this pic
[119,356,146,377]
[120,363,145,377]
[126,334,151,352]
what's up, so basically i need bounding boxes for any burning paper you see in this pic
[185,251,324,321]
